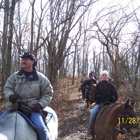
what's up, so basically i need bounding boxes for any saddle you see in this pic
[10,106,31,118]
[10,106,48,126]
[88,102,113,129]
[96,102,113,120]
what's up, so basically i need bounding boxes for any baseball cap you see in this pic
[20,52,37,66]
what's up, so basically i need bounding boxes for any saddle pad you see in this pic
[87,104,108,119]
[17,111,36,131]
[96,105,108,120]
[17,111,53,130]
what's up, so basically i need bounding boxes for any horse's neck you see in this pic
[106,103,121,127]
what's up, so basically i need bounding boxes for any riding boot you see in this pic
[88,128,94,135]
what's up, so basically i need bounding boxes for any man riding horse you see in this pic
[0,52,53,140]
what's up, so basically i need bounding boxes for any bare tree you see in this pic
[1,0,18,97]
[37,0,97,85]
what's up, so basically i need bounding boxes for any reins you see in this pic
[15,93,30,108]
[13,94,31,140]
[14,101,18,140]
[96,119,116,140]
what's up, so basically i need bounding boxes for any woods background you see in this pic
[0,0,140,105]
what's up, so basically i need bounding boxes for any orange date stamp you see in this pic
[118,117,140,124]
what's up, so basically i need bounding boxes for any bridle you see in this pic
[119,103,138,131]
[95,103,138,140]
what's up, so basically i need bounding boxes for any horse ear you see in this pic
[124,100,129,108]
[131,99,137,106]
[131,101,135,106]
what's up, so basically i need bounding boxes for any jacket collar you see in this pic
[17,67,39,81]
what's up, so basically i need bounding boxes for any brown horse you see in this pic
[86,84,96,108]
[90,100,140,140]
[80,80,87,99]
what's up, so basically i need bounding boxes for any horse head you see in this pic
[120,100,140,137]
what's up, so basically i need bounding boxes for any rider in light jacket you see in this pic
[0,52,53,140]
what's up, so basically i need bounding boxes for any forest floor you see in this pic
[0,77,140,140]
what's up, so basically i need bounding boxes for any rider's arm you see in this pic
[3,72,17,101]
[93,84,102,104]
[38,73,54,108]
[111,86,118,102]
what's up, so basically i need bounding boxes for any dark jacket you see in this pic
[93,81,118,104]
[86,79,97,89]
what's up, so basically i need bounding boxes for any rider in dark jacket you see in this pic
[84,73,97,101]
[89,71,98,80]
[94,81,118,104]
[87,70,118,135]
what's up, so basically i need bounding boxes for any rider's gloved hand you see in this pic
[32,103,43,113]
[95,95,105,104]
[9,94,18,104]
[110,96,116,103]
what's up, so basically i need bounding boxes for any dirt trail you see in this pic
[55,91,92,140]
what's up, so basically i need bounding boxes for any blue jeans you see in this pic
[0,110,49,140]
[88,104,100,131]
[85,89,90,99]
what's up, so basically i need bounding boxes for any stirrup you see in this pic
[87,129,94,135]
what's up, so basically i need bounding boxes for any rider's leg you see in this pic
[85,89,89,101]
[88,104,100,134]
[30,112,49,140]
[0,110,10,120]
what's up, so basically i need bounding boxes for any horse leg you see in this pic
[82,89,85,100]
[87,101,89,108]
[82,91,84,99]
[91,133,95,140]
[87,97,90,108]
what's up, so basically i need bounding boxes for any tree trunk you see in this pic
[1,0,9,98]
[30,0,35,52]
[72,44,77,85]
[7,0,17,77]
